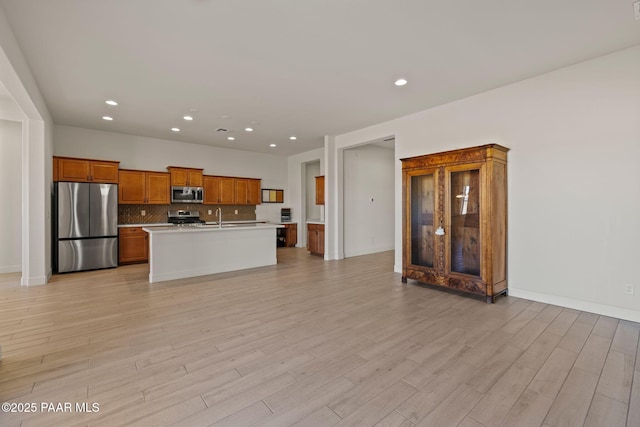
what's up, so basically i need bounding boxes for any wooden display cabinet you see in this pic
[401,144,508,303]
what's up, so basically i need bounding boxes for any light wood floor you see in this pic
[0,249,638,427]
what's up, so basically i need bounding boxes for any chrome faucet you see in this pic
[215,208,222,228]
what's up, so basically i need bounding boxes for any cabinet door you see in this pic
[287,225,297,247]
[90,161,119,183]
[188,169,203,187]
[235,179,249,204]
[118,170,146,204]
[315,176,325,205]
[447,166,482,277]
[247,179,261,205]
[169,168,188,186]
[119,228,148,264]
[58,158,90,182]
[219,177,235,204]
[307,225,317,252]
[317,226,325,255]
[146,172,170,204]
[203,176,220,203]
[407,171,438,269]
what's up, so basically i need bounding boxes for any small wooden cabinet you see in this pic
[204,176,261,205]
[204,176,236,204]
[401,144,508,303]
[278,223,298,247]
[119,170,170,204]
[315,176,325,205]
[307,223,325,256]
[54,156,119,183]
[235,178,261,205]
[118,227,148,264]
[167,167,203,187]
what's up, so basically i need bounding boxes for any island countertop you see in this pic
[142,223,282,234]
[143,222,282,283]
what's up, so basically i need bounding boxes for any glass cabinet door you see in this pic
[410,174,435,268]
[449,169,480,276]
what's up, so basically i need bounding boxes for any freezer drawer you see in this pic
[58,238,117,273]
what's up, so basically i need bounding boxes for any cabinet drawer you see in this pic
[119,227,146,235]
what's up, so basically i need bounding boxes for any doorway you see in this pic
[342,138,395,258]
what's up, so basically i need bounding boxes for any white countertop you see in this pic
[306,220,325,225]
[119,220,268,228]
[143,223,283,234]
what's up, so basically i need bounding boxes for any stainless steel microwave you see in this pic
[171,186,203,204]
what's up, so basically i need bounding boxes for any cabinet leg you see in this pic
[487,295,495,304]
[401,276,407,284]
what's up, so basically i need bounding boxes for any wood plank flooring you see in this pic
[0,248,638,426]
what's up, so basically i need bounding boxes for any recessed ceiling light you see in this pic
[183,115,193,121]
[105,100,118,106]
[270,144,277,147]
[221,115,231,119]
[394,78,408,86]
[171,128,180,132]
[102,116,113,121]
[289,136,297,140]
[245,127,253,132]
[227,136,235,141]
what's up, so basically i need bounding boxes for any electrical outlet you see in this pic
[624,284,634,295]
[208,210,212,215]
[141,210,146,216]
[234,209,238,215]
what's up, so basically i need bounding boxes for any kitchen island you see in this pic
[142,223,283,283]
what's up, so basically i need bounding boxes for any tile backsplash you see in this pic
[119,204,257,224]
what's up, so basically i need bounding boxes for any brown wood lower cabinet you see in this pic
[118,227,148,264]
[307,223,324,256]
[278,223,297,247]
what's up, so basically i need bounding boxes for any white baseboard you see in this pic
[0,264,20,274]
[509,288,640,323]
[20,275,48,286]
[344,245,395,258]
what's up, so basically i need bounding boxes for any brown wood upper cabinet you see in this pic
[54,156,119,183]
[235,178,261,205]
[401,144,509,303]
[315,176,325,205]
[167,166,203,187]
[204,176,261,205]
[203,176,236,204]
[119,169,170,204]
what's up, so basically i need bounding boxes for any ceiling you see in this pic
[0,1,638,156]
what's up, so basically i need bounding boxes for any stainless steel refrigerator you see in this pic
[53,182,118,273]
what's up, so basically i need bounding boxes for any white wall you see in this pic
[54,125,288,222]
[330,46,640,322]
[0,6,53,286]
[343,144,394,257]
[0,119,22,272]
[305,161,321,221]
